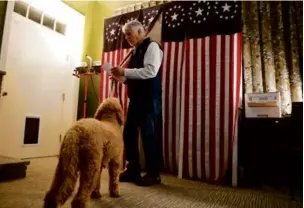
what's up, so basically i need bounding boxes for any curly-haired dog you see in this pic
[43,97,124,208]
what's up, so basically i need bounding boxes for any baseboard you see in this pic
[21,154,59,160]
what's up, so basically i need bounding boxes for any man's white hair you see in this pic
[122,20,145,34]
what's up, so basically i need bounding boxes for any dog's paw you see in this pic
[91,191,102,199]
[109,191,121,198]
[71,198,88,208]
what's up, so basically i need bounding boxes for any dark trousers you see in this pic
[123,99,162,176]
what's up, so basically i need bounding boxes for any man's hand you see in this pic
[109,73,126,83]
[109,74,117,81]
[111,66,125,77]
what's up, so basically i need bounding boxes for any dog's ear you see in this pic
[94,105,103,121]
[115,109,124,125]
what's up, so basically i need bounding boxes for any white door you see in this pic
[0,13,68,158]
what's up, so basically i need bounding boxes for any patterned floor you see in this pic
[0,157,302,208]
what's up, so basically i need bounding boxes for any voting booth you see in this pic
[245,92,282,118]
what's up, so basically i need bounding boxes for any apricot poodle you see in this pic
[43,97,124,208]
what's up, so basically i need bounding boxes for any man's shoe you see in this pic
[136,174,161,186]
[119,169,141,183]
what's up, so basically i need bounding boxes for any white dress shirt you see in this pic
[124,41,163,80]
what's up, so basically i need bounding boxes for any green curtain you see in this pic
[242,1,303,115]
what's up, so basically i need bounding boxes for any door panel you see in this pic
[0,13,67,158]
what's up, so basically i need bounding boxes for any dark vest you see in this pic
[126,38,162,110]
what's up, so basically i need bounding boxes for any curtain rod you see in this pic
[112,0,172,16]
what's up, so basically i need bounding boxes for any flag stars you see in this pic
[165,4,185,28]
[148,17,154,23]
[195,8,203,16]
[105,22,120,42]
[171,13,178,21]
[222,3,231,12]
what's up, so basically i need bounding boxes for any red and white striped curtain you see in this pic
[161,35,242,183]
[100,1,242,185]
[100,49,132,117]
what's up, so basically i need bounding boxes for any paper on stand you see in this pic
[245,92,282,118]
[103,61,112,72]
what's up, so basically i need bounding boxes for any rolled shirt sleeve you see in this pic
[124,42,163,80]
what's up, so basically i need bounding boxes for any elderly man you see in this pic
[111,20,163,186]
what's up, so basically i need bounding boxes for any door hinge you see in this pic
[59,134,62,142]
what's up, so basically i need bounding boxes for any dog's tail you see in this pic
[44,130,80,207]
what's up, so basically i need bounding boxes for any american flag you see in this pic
[161,1,242,183]
[100,1,242,184]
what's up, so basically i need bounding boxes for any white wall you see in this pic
[0,1,84,159]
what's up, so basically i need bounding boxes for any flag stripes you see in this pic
[100,48,132,170]
[100,48,132,110]
[100,32,242,184]
[174,33,242,183]
[99,0,242,185]
[161,41,184,174]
